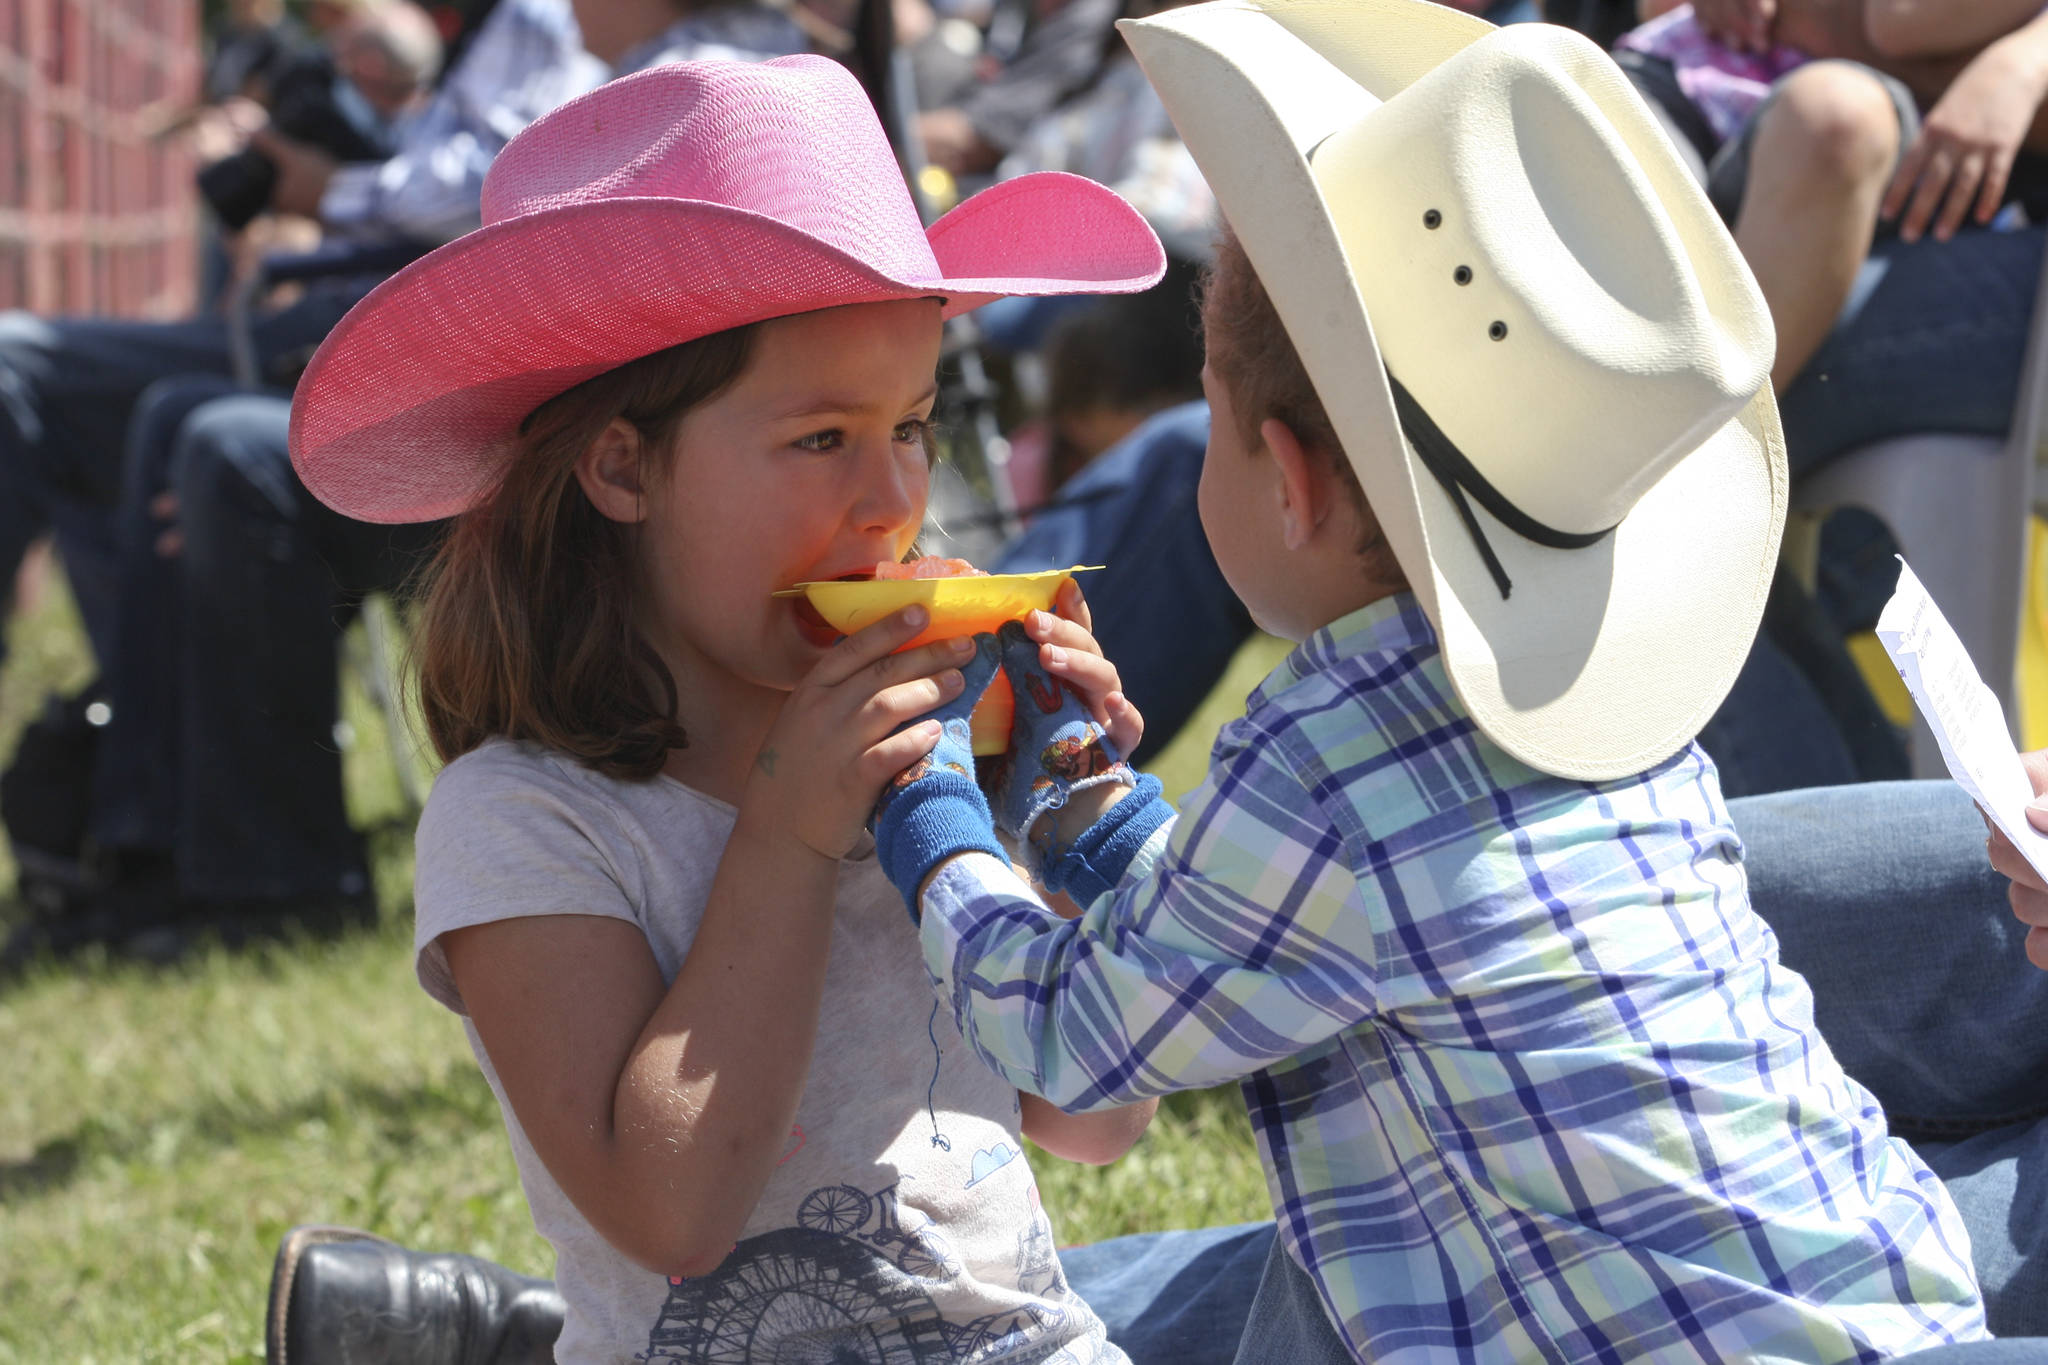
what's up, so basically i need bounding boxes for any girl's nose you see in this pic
[853,435,924,537]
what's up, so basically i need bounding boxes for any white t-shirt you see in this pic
[414,739,1124,1365]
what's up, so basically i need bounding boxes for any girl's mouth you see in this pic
[785,566,882,647]
[789,593,842,647]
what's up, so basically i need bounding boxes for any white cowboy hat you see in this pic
[1121,0,1786,781]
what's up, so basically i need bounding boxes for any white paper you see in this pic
[1875,559,2048,883]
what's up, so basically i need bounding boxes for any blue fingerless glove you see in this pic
[986,619,1139,880]
[1040,770,1173,903]
[872,633,1007,921]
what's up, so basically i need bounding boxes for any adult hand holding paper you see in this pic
[1877,560,2048,966]
[1987,751,2048,971]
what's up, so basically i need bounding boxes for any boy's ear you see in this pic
[574,418,649,524]
[1260,416,1331,552]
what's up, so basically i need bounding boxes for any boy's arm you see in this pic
[917,741,1379,1112]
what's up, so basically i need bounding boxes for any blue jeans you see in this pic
[1738,780,2048,1340]
[1234,780,2048,1356]
[86,385,437,901]
[1063,1221,1273,1364]
[1778,225,2046,478]
[0,282,369,664]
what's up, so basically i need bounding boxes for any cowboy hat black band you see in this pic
[1385,369,1615,600]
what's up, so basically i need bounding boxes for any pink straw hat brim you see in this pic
[291,171,1164,524]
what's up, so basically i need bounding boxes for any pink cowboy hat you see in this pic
[289,55,1166,523]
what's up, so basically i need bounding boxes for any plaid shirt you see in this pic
[921,595,1987,1363]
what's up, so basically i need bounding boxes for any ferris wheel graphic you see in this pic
[796,1180,961,1283]
[638,1225,956,1365]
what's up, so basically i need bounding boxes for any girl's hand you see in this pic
[1019,579,1144,759]
[749,605,981,861]
[1883,36,2048,241]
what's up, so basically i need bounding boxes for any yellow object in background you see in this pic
[1845,515,2048,749]
[1845,632,1915,730]
[2021,515,2048,751]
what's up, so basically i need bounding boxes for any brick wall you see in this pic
[0,0,199,317]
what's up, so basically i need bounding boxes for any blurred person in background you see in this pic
[1601,0,2048,794]
[0,0,812,967]
[0,0,601,675]
[203,0,311,107]
[0,0,606,961]
[1618,0,2048,397]
[910,0,1122,181]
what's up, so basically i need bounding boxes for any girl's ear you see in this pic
[1260,416,1330,552]
[573,418,650,524]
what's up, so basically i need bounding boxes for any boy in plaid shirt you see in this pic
[869,3,1993,1361]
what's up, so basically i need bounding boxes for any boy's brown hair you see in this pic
[412,324,758,780]
[1201,228,1406,588]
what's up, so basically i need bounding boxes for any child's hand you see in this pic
[871,633,1008,915]
[985,619,1136,856]
[747,606,985,862]
[1019,578,1144,758]
[872,631,1003,829]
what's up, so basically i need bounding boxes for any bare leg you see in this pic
[1734,63,1902,392]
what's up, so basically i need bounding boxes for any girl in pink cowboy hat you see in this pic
[278,51,1271,1365]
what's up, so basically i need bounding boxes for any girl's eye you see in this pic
[794,429,844,453]
[893,417,930,445]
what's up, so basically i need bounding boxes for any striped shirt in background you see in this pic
[921,594,1987,1363]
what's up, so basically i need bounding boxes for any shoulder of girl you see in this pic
[421,740,616,835]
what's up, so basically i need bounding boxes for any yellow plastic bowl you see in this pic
[778,567,1099,754]
[782,567,1097,649]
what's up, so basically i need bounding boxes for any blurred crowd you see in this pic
[2,0,2044,965]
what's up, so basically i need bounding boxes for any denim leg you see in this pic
[169,395,368,902]
[1917,1124,2048,1338]
[1059,1222,1272,1365]
[1227,1224,1353,1365]
[87,375,248,856]
[1729,780,2048,1132]
[1730,780,2048,1336]
[0,310,228,662]
[1893,1343,2048,1362]
[1777,226,2046,478]
[0,287,364,657]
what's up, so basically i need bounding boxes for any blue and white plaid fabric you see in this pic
[320,0,603,243]
[921,595,1987,1363]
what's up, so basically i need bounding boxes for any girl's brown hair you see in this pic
[413,324,758,780]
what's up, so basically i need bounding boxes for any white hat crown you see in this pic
[1122,0,1788,780]
[1313,27,1771,536]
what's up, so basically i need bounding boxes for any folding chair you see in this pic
[228,240,437,813]
[1785,231,2048,778]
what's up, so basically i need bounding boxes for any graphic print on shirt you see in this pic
[1013,1187,1062,1301]
[963,1142,1020,1189]
[639,1178,1104,1364]
[925,999,952,1152]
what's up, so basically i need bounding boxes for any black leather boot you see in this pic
[264,1224,566,1365]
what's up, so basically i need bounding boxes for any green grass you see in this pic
[0,574,1285,1361]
